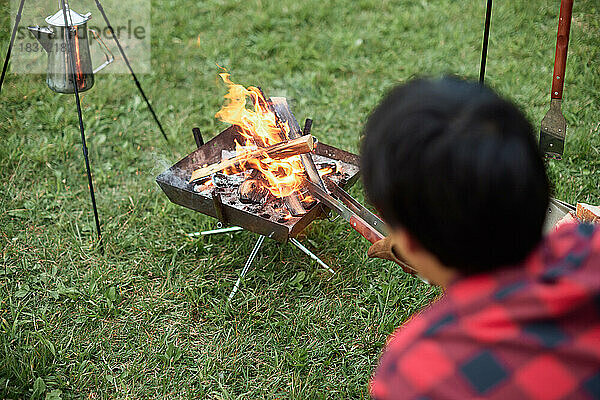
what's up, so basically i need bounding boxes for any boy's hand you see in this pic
[368,237,416,275]
[367,236,399,262]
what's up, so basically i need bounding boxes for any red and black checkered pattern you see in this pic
[370,222,600,400]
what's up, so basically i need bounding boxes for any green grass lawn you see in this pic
[1,0,599,398]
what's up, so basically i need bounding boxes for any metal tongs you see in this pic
[296,135,420,276]
[305,178,387,244]
[306,178,422,278]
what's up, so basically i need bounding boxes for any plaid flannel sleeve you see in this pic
[371,222,600,400]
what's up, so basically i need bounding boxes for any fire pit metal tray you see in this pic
[156,126,360,243]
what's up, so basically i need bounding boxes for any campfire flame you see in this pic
[215,73,307,198]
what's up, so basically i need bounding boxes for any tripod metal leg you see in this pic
[92,0,169,144]
[479,0,493,84]
[227,235,266,303]
[0,0,26,94]
[60,0,103,249]
[289,238,335,275]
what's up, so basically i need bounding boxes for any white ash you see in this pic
[212,172,248,188]
[158,167,189,188]
[221,149,238,159]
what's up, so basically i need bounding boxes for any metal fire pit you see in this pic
[156,125,360,243]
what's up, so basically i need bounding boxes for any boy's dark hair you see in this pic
[361,77,550,274]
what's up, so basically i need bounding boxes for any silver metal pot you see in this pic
[28,6,113,93]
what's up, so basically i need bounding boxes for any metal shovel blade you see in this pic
[539,99,567,159]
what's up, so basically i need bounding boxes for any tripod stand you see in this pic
[0,0,169,248]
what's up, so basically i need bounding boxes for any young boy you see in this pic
[361,78,600,400]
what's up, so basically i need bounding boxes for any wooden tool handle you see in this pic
[551,0,574,100]
[349,215,386,244]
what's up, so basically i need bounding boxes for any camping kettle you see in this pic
[28,6,113,94]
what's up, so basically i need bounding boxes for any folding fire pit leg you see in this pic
[191,126,244,237]
[200,226,243,236]
[203,192,245,234]
[289,238,335,275]
[227,235,266,303]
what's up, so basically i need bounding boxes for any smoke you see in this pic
[149,153,189,190]
[156,166,189,189]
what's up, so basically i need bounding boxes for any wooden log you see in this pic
[577,203,600,223]
[283,192,305,216]
[238,179,270,204]
[255,89,307,216]
[269,97,326,191]
[269,98,326,217]
[190,135,315,183]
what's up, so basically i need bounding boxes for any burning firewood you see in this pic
[207,75,320,217]
[238,170,270,205]
[270,97,326,190]
[256,90,308,217]
[267,97,326,216]
[189,135,315,183]
[239,179,270,204]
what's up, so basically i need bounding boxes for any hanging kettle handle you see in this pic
[89,28,114,74]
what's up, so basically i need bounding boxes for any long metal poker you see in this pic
[60,0,103,249]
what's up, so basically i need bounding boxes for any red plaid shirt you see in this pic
[370,222,600,400]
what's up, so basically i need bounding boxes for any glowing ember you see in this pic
[194,178,214,193]
[318,166,335,177]
[215,73,307,199]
